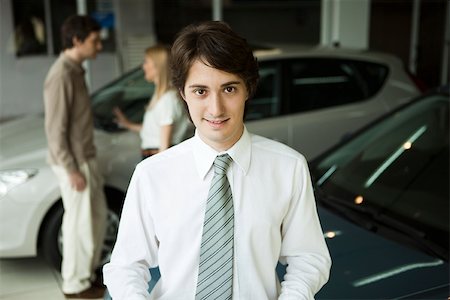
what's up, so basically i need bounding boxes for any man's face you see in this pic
[182,59,248,151]
[76,31,102,59]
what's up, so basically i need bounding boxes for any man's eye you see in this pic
[194,89,206,96]
[224,86,235,93]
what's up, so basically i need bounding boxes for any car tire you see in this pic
[40,201,64,270]
[39,187,124,271]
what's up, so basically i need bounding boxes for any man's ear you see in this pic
[179,88,186,101]
[72,36,82,47]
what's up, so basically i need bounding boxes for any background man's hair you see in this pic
[171,21,259,99]
[61,15,100,50]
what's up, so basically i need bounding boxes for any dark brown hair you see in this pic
[171,21,259,99]
[61,15,101,50]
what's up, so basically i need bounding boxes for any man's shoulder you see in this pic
[45,58,71,83]
[45,55,77,83]
[250,133,306,162]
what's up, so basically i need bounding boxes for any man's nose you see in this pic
[208,92,224,117]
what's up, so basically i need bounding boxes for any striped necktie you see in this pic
[196,154,234,299]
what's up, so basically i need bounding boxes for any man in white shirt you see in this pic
[103,21,331,299]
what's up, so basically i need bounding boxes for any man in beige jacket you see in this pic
[44,15,107,299]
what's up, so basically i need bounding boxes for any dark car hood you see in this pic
[316,206,449,299]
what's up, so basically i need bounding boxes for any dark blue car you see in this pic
[311,86,449,299]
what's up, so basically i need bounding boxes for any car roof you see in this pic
[253,44,404,67]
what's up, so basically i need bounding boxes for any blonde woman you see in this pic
[114,44,192,159]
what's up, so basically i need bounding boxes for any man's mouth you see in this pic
[204,118,229,127]
[207,119,226,123]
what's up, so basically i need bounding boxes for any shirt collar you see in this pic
[60,53,85,75]
[192,126,251,180]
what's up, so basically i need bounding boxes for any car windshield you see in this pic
[91,68,154,132]
[311,92,449,256]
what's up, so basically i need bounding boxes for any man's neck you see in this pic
[63,48,84,65]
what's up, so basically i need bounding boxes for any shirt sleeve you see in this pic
[157,92,180,126]
[278,156,332,300]
[103,165,159,300]
[44,73,78,172]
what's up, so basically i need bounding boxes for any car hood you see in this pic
[316,205,449,299]
[0,116,48,168]
[0,115,139,192]
[0,115,116,168]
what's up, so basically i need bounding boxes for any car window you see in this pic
[313,93,449,252]
[288,58,388,112]
[245,63,281,121]
[91,68,154,131]
[93,63,282,130]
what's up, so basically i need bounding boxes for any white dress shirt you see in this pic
[103,127,331,299]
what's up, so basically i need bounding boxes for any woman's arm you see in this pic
[113,107,143,132]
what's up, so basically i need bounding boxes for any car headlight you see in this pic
[0,169,38,197]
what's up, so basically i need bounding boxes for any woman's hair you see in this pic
[61,15,100,50]
[145,44,172,100]
[170,21,259,99]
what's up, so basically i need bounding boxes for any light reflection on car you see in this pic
[309,87,449,299]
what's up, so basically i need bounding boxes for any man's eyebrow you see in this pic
[221,81,242,87]
[187,81,242,89]
[187,84,207,89]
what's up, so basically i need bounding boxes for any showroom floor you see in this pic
[0,256,65,299]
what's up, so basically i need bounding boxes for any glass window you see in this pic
[288,58,388,112]
[245,63,281,121]
[313,94,449,252]
[50,0,116,54]
[12,0,47,57]
[92,68,154,132]
[352,60,388,97]
[89,0,116,52]
[49,0,77,55]
[12,0,116,57]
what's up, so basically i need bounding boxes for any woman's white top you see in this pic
[140,90,192,149]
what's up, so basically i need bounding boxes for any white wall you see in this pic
[321,0,370,49]
[113,0,157,72]
[0,0,119,121]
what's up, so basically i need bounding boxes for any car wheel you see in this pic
[39,187,123,271]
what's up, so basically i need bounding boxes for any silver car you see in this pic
[0,47,421,269]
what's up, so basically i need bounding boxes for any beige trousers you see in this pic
[52,158,108,294]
